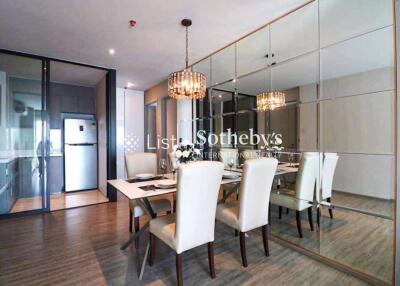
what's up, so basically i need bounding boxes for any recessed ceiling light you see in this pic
[109,49,115,55]
[126,82,135,88]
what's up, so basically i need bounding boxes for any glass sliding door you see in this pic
[0,52,48,215]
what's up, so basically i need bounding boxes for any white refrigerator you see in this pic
[64,118,98,192]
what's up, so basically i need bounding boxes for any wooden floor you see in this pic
[269,192,393,283]
[10,190,109,213]
[0,198,370,286]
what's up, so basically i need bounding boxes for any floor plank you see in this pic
[10,190,109,213]
[0,198,370,286]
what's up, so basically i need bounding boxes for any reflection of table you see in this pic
[107,173,241,280]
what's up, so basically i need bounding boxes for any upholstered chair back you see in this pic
[321,153,339,200]
[175,161,224,254]
[125,152,157,178]
[238,158,278,232]
[295,153,319,202]
[219,148,239,168]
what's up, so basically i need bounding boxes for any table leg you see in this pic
[120,198,157,280]
[139,243,150,280]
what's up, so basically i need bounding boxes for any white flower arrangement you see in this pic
[173,142,201,164]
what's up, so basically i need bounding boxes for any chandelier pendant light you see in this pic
[168,19,206,100]
[256,27,286,111]
[256,91,286,111]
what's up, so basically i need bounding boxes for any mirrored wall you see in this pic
[191,0,395,283]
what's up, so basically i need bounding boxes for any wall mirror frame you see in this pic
[191,0,397,285]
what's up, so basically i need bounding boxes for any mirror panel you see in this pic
[192,58,212,88]
[211,44,236,85]
[320,27,394,99]
[319,0,393,48]
[270,1,318,64]
[191,1,395,283]
[237,26,269,77]
[319,1,394,283]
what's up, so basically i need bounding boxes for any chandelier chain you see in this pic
[185,26,189,68]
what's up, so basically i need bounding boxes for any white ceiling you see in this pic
[50,61,107,87]
[0,0,309,90]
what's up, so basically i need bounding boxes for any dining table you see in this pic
[107,162,298,280]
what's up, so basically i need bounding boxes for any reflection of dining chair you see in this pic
[149,161,224,286]
[270,153,319,238]
[125,152,172,249]
[219,148,239,167]
[168,151,178,170]
[219,148,240,199]
[319,153,339,222]
[241,149,260,161]
[216,158,278,267]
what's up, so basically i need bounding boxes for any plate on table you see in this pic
[135,173,156,180]
[154,179,177,189]
[223,172,240,179]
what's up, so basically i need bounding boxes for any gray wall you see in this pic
[48,82,95,194]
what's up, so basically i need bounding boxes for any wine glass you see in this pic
[228,158,235,170]
[160,158,167,177]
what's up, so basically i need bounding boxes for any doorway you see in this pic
[0,50,117,218]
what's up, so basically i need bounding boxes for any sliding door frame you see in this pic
[0,48,117,217]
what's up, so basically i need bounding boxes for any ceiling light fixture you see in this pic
[256,91,286,111]
[109,49,115,55]
[168,19,206,100]
[125,82,135,89]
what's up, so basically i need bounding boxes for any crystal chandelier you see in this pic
[168,19,206,100]
[256,91,286,111]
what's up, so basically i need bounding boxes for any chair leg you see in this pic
[327,198,333,219]
[176,253,183,286]
[234,230,238,237]
[317,207,320,229]
[268,202,271,225]
[296,211,303,238]
[149,233,156,266]
[129,210,133,233]
[134,217,140,249]
[262,225,269,257]
[286,208,289,214]
[307,207,314,231]
[278,206,282,219]
[207,242,216,279]
[173,200,177,213]
[239,232,248,267]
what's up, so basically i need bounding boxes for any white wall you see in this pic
[177,100,192,142]
[116,88,144,178]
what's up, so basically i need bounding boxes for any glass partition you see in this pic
[0,52,47,215]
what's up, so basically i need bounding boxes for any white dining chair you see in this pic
[320,153,339,219]
[148,161,224,286]
[216,158,278,267]
[125,152,172,249]
[270,152,319,238]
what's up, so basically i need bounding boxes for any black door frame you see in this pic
[0,49,117,219]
